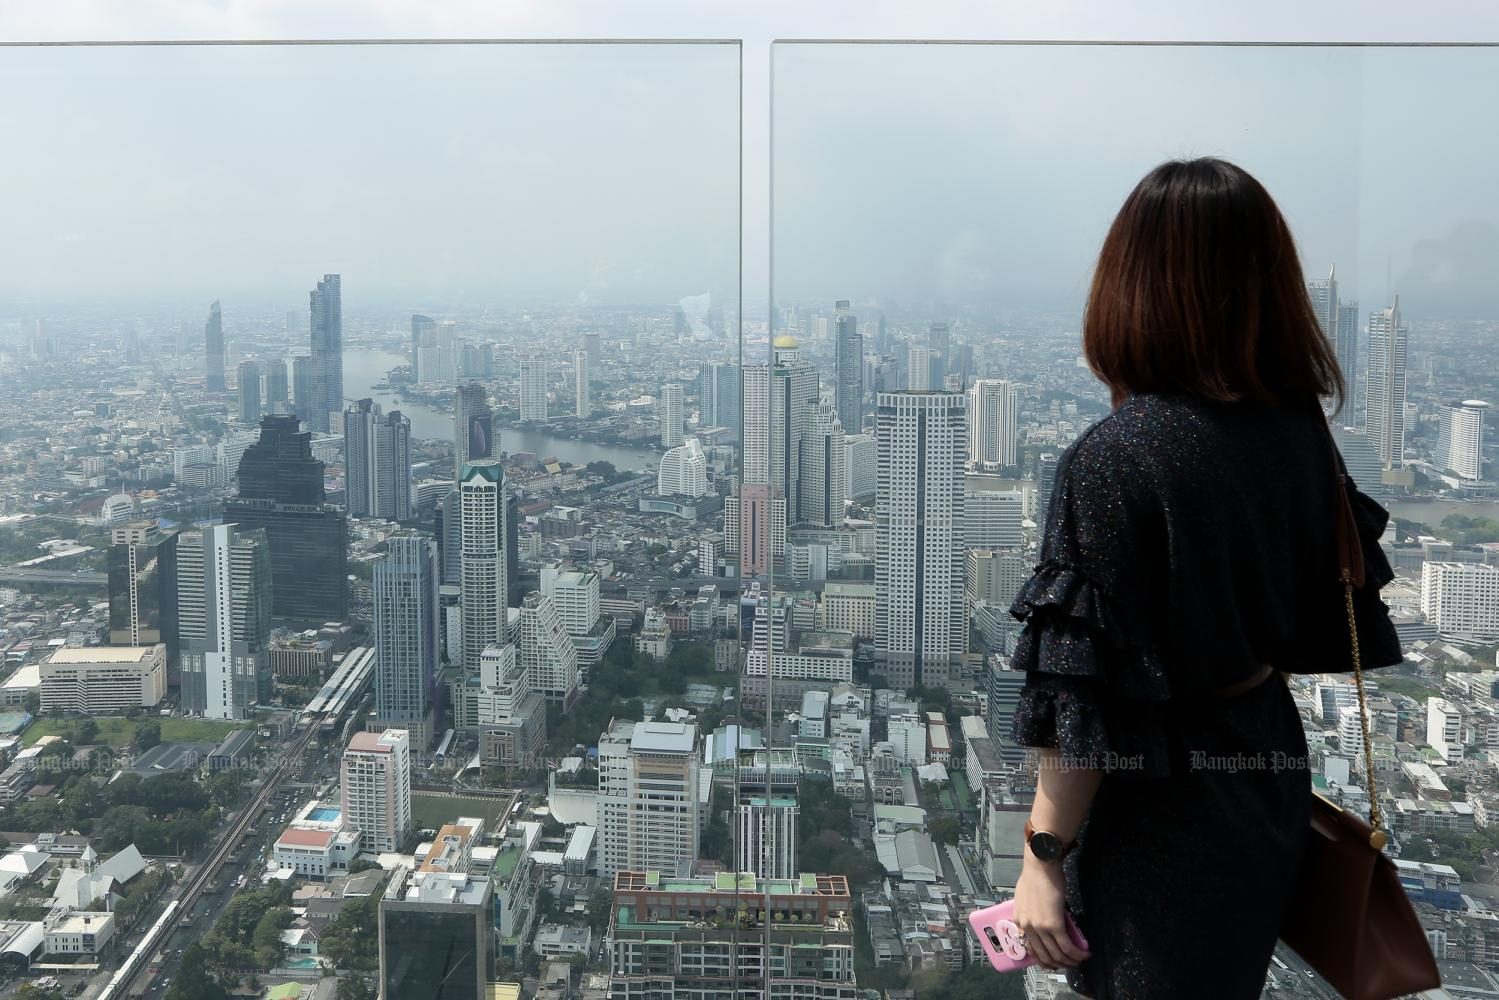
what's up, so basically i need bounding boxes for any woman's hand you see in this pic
[1014,855,1089,969]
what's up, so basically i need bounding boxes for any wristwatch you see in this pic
[1024,819,1074,863]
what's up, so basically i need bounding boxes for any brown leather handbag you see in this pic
[1279,462,1441,999]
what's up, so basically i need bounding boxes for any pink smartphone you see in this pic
[969,899,1089,972]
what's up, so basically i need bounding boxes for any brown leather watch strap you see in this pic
[1024,819,1074,861]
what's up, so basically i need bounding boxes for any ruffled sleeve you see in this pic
[1339,475,1402,671]
[1008,431,1175,776]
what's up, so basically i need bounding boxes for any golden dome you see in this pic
[773,333,800,349]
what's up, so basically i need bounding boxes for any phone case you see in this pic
[968,898,1089,972]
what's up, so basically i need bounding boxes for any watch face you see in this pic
[1029,831,1064,862]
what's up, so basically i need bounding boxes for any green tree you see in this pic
[336,977,374,1000]
[588,885,614,931]
[251,906,294,969]
[928,817,963,846]
[319,895,380,971]
[134,718,162,751]
[166,942,229,1000]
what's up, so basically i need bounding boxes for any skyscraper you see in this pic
[597,719,700,877]
[660,382,685,448]
[834,300,864,434]
[741,364,771,485]
[519,357,547,422]
[204,301,225,391]
[108,521,179,672]
[308,274,343,433]
[658,439,710,498]
[518,591,580,707]
[1036,453,1059,534]
[1367,296,1410,470]
[177,523,271,719]
[574,350,590,418]
[1308,266,1361,417]
[225,415,348,622]
[799,399,847,528]
[373,533,440,750]
[1436,400,1488,481]
[771,336,820,524]
[237,360,261,423]
[459,459,507,672]
[583,331,602,369]
[697,361,741,437]
[907,345,937,391]
[1338,300,1361,420]
[264,359,289,415]
[875,390,967,690]
[344,399,412,521]
[454,382,495,480]
[291,355,313,423]
[968,379,1019,469]
[410,314,435,384]
[341,729,412,854]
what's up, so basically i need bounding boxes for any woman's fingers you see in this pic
[1025,923,1088,968]
[1025,928,1062,969]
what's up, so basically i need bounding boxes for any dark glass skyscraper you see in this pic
[308,274,343,432]
[237,359,261,423]
[292,355,313,422]
[108,521,180,677]
[264,358,289,414]
[225,415,348,622]
[204,300,225,391]
[833,300,863,435]
[454,382,494,479]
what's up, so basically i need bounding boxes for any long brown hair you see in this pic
[1083,157,1344,412]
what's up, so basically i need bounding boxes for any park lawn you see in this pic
[23,715,249,747]
[410,792,512,833]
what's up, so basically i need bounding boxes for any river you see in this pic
[342,347,663,472]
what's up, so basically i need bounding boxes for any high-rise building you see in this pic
[237,360,261,423]
[875,390,967,690]
[454,382,495,481]
[344,399,412,521]
[1367,296,1410,470]
[1307,266,1361,418]
[928,321,951,367]
[736,795,799,879]
[907,345,937,391]
[1339,300,1361,419]
[968,379,1019,469]
[461,642,547,768]
[741,364,771,485]
[40,645,167,715]
[438,487,462,587]
[574,349,590,418]
[965,489,1025,549]
[225,415,348,622]
[606,871,856,997]
[658,438,710,498]
[379,865,492,1000]
[372,533,440,750]
[541,568,601,638]
[291,355,313,422]
[583,331,602,369]
[984,655,1028,765]
[505,491,519,592]
[459,460,507,672]
[660,382,685,448]
[725,484,785,577]
[771,337,820,524]
[410,314,436,384]
[177,523,272,719]
[1436,400,1488,482]
[1422,563,1499,643]
[340,729,412,853]
[264,359,289,415]
[844,432,876,501]
[108,521,179,671]
[204,301,226,391]
[834,300,864,435]
[518,592,579,707]
[519,356,548,422]
[597,719,700,877]
[799,399,847,528]
[697,360,741,437]
[1035,452,1059,534]
[308,274,343,433]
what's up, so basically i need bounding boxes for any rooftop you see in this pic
[346,729,406,754]
[46,645,157,664]
[630,720,696,754]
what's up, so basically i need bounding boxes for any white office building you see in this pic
[844,433,877,501]
[39,645,167,715]
[799,399,848,528]
[541,568,601,637]
[1422,562,1499,642]
[177,523,271,720]
[968,379,1019,469]
[1436,400,1487,482]
[1427,698,1464,764]
[965,489,1025,549]
[519,356,548,422]
[575,350,591,418]
[597,719,700,877]
[340,728,412,854]
[736,797,798,880]
[519,592,580,706]
[459,460,507,671]
[658,438,710,498]
[875,391,967,690]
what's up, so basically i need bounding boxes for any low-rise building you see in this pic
[533,923,592,959]
[44,911,114,956]
[39,644,166,714]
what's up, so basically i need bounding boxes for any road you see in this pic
[0,568,108,587]
[103,711,327,1000]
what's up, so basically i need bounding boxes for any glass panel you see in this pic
[0,39,740,996]
[772,41,1498,994]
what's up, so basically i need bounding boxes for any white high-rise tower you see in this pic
[575,350,590,418]
[519,357,547,422]
[660,382,685,448]
[1367,297,1409,470]
[968,379,1019,470]
[459,459,507,672]
[875,390,967,690]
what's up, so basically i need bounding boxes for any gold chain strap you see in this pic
[1343,575,1383,833]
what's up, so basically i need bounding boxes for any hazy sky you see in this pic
[773,44,1499,316]
[3,3,1498,319]
[0,43,740,308]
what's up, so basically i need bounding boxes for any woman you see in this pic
[1007,157,1402,998]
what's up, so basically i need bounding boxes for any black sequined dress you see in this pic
[1009,393,1401,1000]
